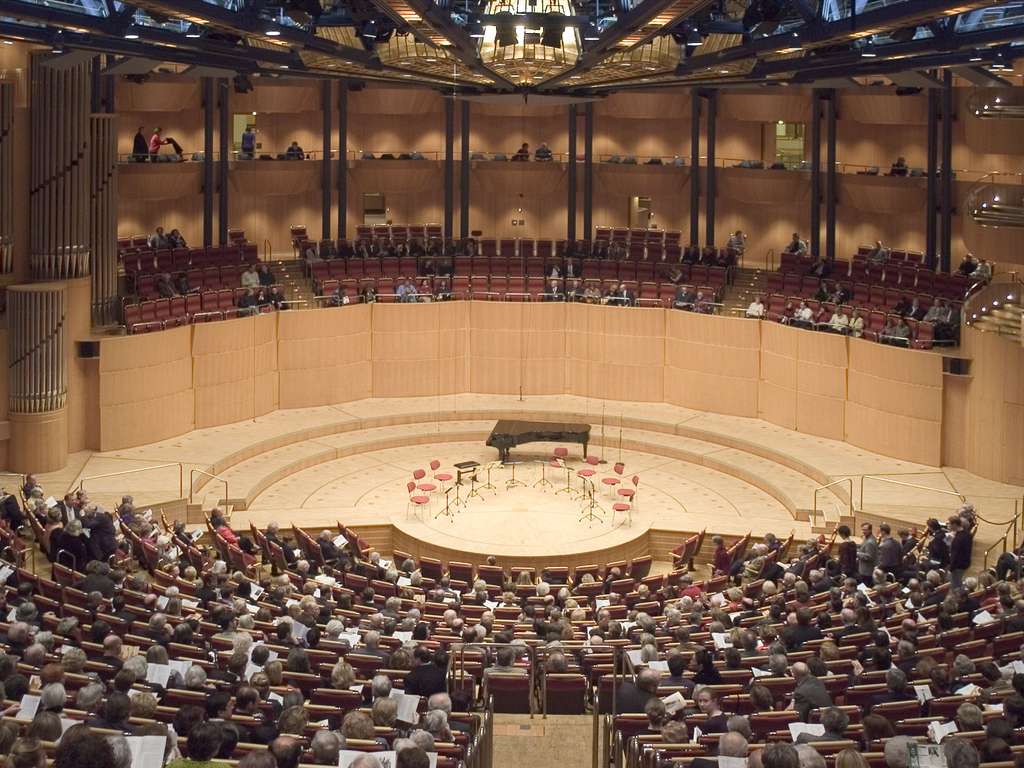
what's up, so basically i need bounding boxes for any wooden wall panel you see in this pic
[592,166,689,235]
[98,325,194,450]
[664,312,760,417]
[468,301,526,395]
[371,303,449,398]
[471,164,567,240]
[192,314,279,428]
[584,305,665,402]
[845,338,942,466]
[758,321,799,430]
[277,306,372,408]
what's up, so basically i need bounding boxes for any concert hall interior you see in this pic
[2,3,1024,768]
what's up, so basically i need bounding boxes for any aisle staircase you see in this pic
[971,296,1022,343]
[721,267,767,316]
[265,258,315,307]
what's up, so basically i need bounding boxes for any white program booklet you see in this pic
[146,663,171,688]
[927,721,957,744]
[125,735,167,768]
[388,690,421,723]
[17,694,40,720]
[788,723,825,741]
[168,659,193,678]
[661,691,686,715]
[914,685,934,704]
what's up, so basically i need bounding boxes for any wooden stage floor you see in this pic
[31,394,1023,569]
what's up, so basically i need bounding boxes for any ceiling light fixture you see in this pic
[185,24,202,38]
[124,25,141,40]
[686,28,703,47]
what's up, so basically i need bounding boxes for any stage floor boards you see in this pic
[31,394,1024,564]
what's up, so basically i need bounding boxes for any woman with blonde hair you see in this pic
[834,749,869,768]
[330,660,356,689]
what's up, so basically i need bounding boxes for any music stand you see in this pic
[533,459,553,490]
[436,486,457,522]
[505,461,526,490]
[554,460,575,496]
[578,478,604,525]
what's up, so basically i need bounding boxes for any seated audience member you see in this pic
[694,291,713,314]
[791,301,813,329]
[267,286,288,310]
[674,285,696,310]
[958,253,978,276]
[512,143,530,161]
[883,316,911,347]
[257,264,276,287]
[148,227,170,250]
[746,296,766,319]
[973,258,993,284]
[328,286,350,307]
[889,156,908,176]
[132,127,149,161]
[866,240,890,266]
[534,143,553,161]
[237,289,259,316]
[240,265,260,289]
[893,295,913,316]
[694,685,728,732]
[156,273,176,299]
[727,230,746,257]
[828,308,849,334]
[848,309,864,338]
[784,233,808,256]
[924,299,951,325]
[285,142,305,160]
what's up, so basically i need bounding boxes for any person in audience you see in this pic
[695,686,728,732]
[285,142,305,160]
[791,301,813,329]
[237,289,259,316]
[328,286,351,307]
[512,143,530,161]
[257,264,276,287]
[866,240,890,266]
[791,662,831,722]
[784,233,807,256]
[148,227,170,250]
[240,126,256,160]
[949,515,973,590]
[727,230,747,258]
[149,127,170,159]
[534,143,553,161]
[848,309,864,338]
[889,157,908,176]
[893,295,913,316]
[827,307,849,334]
[924,298,951,325]
[973,258,993,284]
[674,285,696,310]
[958,253,978,276]
[746,296,765,319]
[241,265,260,289]
[132,127,149,162]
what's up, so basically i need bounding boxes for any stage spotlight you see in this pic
[50,30,65,53]
[686,28,703,47]
[580,23,600,41]
[541,14,565,48]
[360,19,379,39]
[124,24,141,40]
[184,24,203,38]
[467,19,485,38]
[494,13,517,47]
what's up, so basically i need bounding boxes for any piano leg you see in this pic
[583,440,588,459]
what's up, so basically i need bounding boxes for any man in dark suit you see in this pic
[265,522,297,566]
[949,516,973,590]
[785,608,823,650]
[663,653,694,695]
[404,647,448,698]
[614,668,660,713]
[791,662,832,722]
[79,562,117,598]
[869,667,915,706]
[81,505,118,562]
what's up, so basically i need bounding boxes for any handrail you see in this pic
[452,641,538,719]
[811,478,854,529]
[78,463,184,499]
[189,469,229,507]
[858,475,965,510]
[262,239,272,262]
[984,531,1009,572]
[764,247,775,272]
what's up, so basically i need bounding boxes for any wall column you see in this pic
[337,82,348,240]
[926,84,939,269]
[689,89,701,246]
[0,81,14,275]
[567,104,577,242]
[217,78,229,246]
[202,78,215,247]
[825,89,837,264]
[460,100,471,239]
[29,53,91,280]
[443,98,454,240]
[940,70,954,273]
[704,90,717,246]
[583,103,593,242]
[88,113,118,325]
[809,90,822,259]
[7,284,68,472]
[321,81,332,240]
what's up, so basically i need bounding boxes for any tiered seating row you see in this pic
[309,255,729,291]
[779,248,972,299]
[133,261,261,301]
[122,287,283,334]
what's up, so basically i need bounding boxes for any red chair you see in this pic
[412,468,437,494]
[544,673,587,714]
[406,481,430,518]
[486,674,532,713]
[430,460,453,487]
[577,454,600,481]
[618,475,640,507]
[602,461,624,497]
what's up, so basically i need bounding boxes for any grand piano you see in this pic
[486,419,591,463]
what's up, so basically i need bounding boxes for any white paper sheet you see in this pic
[125,735,167,768]
[788,723,825,741]
[17,694,39,720]
[388,690,421,723]
[146,663,171,688]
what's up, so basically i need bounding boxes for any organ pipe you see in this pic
[29,53,91,281]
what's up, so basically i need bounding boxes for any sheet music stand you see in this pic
[505,461,526,489]
[578,478,604,525]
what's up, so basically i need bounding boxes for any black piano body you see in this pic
[485,419,591,463]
